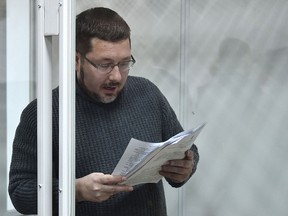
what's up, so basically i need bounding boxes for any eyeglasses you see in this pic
[82,54,136,74]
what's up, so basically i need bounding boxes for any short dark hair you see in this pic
[76,7,131,55]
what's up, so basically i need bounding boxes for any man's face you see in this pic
[76,38,131,103]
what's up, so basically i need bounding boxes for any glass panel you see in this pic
[76,0,181,114]
[185,1,288,216]
[1,0,34,215]
[0,0,7,214]
[4,1,288,215]
[76,1,182,215]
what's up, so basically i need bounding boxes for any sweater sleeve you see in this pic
[157,88,200,188]
[8,101,59,215]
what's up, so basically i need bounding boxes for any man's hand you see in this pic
[159,150,195,183]
[76,173,133,203]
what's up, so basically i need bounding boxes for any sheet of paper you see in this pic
[112,122,206,186]
[112,139,164,177]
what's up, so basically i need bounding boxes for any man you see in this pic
[9,7,199,216]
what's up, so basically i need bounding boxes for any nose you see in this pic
[108,65,122,82]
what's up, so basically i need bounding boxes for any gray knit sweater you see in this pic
[9,76,199,216]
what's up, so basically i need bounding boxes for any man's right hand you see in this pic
[75,173,134,203]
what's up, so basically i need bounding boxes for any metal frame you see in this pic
[36,0,75,215]
[36,0,53,214]
[58,0,76,215]
[179,0,191,215]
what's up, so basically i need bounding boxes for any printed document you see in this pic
[112,122,206,186]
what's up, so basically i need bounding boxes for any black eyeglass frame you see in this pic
[80,53,136,74]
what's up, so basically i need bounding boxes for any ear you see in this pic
[75,52,81,71]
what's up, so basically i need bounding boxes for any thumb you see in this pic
[185,150,193,160]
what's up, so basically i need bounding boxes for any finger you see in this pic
[91,184,133,203]
[184,150,193,160]
[159,171,184,183]
[100,184,134,194]
[95,174,126,185]
[160,165,190,175]
[167,159,193,168]
[93,191,112,203]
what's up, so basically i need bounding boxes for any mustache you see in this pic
[103,82,120,88]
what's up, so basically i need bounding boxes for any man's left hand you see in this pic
[159,150,194,183]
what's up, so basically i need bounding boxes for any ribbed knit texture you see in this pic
[9,76,199,216]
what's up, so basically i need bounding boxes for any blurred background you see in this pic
[1,0,288,215]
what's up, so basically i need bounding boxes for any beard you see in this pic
[78,69,120,104]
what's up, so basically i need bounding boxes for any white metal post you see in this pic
[36,0,53,215]
[179,0,191,215]
[58,0,76,215]
[37,0,75,215]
